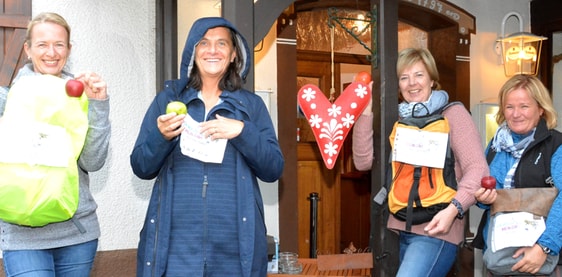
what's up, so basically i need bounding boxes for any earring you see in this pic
[27,56,31,60]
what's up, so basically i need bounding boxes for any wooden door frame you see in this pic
[279,2,475,276]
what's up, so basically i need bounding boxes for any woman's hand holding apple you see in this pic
[157,112,185,141]
[474,176,498,204]
[74,72,107,100]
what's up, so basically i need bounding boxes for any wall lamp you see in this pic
[497,11,547,76]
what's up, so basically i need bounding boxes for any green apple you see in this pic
[166,101,187,115]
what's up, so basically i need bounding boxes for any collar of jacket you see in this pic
[527,118,550,149]
[164,79,252,117]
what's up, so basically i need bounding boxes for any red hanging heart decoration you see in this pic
[298,82,371,169]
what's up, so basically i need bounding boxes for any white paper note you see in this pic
[179,114,227,164]
[392,126,448,168]
[490,212,545,252]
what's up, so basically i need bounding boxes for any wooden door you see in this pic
[296,53,371,258]
[0,0,31,86]
[297,145,341,257]
[296,57,342,258]
[278,3,475,274]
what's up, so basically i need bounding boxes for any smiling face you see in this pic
[503,87,544,135]
[194,27,236,80]
[398,61,434,103]
[24,22,70,76]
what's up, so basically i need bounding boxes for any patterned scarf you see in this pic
[490,122,536,188]
[398,90,449,118]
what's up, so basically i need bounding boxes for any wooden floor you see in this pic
[268,258,371,277]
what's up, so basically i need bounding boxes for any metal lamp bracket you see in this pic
[495,12,524,63]
[327,6,378,66]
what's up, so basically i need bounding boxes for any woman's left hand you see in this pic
[74,71,107,100]
[511,244,548,274]
[423,204,457,236]
[200,114,243,140]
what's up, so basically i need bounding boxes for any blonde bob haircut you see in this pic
[495,74,558,130]
[396,48,441,90]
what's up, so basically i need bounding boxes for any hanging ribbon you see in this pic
[329,26,336,103]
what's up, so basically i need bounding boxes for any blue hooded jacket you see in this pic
[130,17,284,277]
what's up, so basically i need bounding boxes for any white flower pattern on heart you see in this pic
[297,83,371,169]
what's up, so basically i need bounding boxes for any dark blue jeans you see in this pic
[2,239,98,277]
[397,232,457,277]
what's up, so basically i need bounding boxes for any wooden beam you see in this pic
[370,0,399,276]
[0,15,29,28]
[222,0,255,91]
[255,0,295,44]
[155,0,177,90]
[276,17,299,255]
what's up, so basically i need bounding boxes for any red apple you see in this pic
[481,176,496,190]
[354,71,372,84]
[65,79,84,97]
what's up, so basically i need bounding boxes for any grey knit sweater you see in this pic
[0,64,110,250]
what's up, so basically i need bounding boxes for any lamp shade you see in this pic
[498,31,546,76]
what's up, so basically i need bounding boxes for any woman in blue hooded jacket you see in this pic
[130,17,284,277]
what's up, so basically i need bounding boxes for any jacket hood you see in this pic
[180,17,251,82]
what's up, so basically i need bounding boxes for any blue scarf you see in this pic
[398,90,449,118]
[491,122,536,188]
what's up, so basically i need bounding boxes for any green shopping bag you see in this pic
[0,74,88,226]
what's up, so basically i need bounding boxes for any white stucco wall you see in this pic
[449,0,531,108]
[29,0,532,255]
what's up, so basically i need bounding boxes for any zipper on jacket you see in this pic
[201,107,214,200]
[202,166,209,272]
[202,174,208,198]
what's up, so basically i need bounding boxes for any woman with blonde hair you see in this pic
[353,48,488,276]
[0,12,110,276]
[475,74,562,276]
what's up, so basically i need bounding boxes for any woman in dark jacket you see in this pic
[130,17,284,277]
[475,74,562,276]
